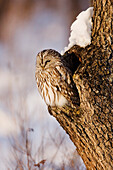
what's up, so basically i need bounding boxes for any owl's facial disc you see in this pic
[37,49,61,70]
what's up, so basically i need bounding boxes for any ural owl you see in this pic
[35,49,80,108]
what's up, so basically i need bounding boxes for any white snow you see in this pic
[0,109,19,136]
[0,69,26,92]
[62,7,93,54]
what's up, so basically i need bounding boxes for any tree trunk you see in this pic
[48,0,113,169]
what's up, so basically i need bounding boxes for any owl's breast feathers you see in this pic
[38,64,79,107]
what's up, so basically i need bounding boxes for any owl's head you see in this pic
[36,49,61,70]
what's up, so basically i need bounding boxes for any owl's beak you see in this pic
[41,65,44,69]
[39,62,44,69]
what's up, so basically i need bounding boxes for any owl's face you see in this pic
[36,49,61,71]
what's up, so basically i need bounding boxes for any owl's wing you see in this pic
[51,65,80,106]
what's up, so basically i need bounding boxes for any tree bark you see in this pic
[48,0,113,169]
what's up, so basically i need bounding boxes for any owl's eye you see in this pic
[45,60,51,66]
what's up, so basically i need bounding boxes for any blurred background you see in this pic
[0,0,91,169]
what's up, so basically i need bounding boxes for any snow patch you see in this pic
[62,7,93,54]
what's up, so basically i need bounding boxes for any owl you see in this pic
[35,49,80,108]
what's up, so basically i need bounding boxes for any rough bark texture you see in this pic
[48,0,113,169]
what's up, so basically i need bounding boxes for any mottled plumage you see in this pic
[35,49,80,108]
